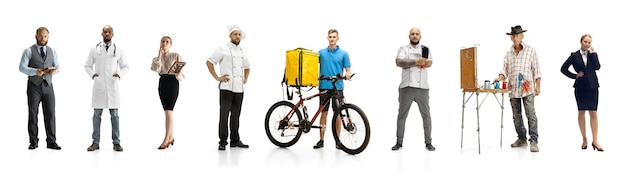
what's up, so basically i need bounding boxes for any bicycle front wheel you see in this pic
[332,103,370,155]
[265,101,304,147]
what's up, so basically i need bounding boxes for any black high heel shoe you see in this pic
[592,143,604,152]
[157,138,175,150]
[581,142,587,150]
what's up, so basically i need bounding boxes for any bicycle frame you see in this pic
[281,75,348,129]
[266,73,369,154]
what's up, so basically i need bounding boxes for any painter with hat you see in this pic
[496,25,543,152]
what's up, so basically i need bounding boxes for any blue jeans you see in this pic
[510,95,538,143]
[92,108,120,144]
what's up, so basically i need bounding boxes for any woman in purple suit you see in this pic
[560,34,603,151]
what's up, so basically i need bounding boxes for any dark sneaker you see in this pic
[313,140,324,149]
[426,143,436,151]
[113,144,123,152]
[87,143,99,151]
[511,139,528,147]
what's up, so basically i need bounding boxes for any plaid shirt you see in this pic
[499,42,541,98]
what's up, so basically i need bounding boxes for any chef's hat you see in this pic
[228,24,246,39]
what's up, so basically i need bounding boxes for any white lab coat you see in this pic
[84,42,129,109]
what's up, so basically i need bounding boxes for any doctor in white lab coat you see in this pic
[84,25,129,152]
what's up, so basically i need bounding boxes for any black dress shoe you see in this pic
[218,144,226,150]
[47,143,62,150]
[230,141,249,148]
[391,143,402,151]
[425,143,436,151]
[28,143,38,150]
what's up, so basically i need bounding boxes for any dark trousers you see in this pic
[27,80,56,144]
[219,90,244,144]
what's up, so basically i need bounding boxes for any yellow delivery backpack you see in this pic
[284,48,319,87]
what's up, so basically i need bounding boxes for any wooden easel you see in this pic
[460,46,507,154]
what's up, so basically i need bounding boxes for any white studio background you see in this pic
[1,0,624,178]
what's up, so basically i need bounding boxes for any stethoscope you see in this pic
[96,42,117,57]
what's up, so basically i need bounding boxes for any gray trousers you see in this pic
[27,80,56,144]
[396,87,432,145]
[92,108,120,144]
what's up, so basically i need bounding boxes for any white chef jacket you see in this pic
[207,42,250,93]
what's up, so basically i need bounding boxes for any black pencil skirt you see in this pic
[158,74,179,110]
[574,88,598,111]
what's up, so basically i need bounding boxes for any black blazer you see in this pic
[560,50,601,89]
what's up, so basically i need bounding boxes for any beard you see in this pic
[410,40,419,45]
[103,37,112,43]
[231,40,240,45]
[37,40,47,46]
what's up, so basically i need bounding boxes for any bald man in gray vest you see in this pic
[18,26,62,150]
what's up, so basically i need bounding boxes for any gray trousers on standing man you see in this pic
[27,80,56,144]
[396,87,432,145]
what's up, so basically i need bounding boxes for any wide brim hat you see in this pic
[506,25,527,35]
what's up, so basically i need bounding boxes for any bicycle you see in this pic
[264,74,370,155]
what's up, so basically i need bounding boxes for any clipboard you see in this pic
[168,61,186,74]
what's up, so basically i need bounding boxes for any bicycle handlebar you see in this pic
[318,73,355,82]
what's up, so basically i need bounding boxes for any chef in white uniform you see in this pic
[84,25,129,152]
[206,24,251,150]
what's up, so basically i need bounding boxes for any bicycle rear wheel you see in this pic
[265,101,304,147]
[332,103,370,154]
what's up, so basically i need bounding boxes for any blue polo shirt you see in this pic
[318,46,351,90]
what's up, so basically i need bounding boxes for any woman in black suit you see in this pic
[560,34,603,151]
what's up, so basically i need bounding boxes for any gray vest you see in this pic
[28,45,54,85]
